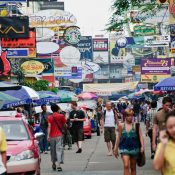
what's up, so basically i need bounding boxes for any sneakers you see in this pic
[151,153,155,159]
[107,152,113,156]
[57,167,62,172]
[44,151,48,154]
[68,147,72,150]
[76,148,82,153]
[52,163,56,171]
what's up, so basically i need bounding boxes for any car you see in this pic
[0,117,41,175]
[83,117,91,139]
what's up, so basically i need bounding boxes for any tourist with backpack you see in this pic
[102,102,119,156]
[39,104,51,154]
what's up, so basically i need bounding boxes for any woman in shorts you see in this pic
[113,109,144,175]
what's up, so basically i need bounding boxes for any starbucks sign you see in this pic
[64,26,81,45]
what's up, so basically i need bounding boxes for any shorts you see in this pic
[72,127,84,142]
[104,127,116,143]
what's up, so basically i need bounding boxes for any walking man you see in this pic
[69,102,86,153]
[39,104,50,154]
[102,102,119,156]
[47,104,67,172]
[146,100,157,159]
[152,97,172,152]
[0,127,7,175]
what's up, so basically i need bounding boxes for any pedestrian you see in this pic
[102,102,119,156]
[146,100,157,159]
[0,127,7,175]
[39,104,50,154]
[153,111,175,174]
[47,104,67,172]
[152,97,172,152]
[133,100,141,122]
[69,101,86,153]
[113,109,144,175]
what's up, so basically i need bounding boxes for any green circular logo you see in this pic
[153,75,157,82]
[64,26,81,45]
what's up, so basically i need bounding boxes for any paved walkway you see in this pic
[41,124,160,175]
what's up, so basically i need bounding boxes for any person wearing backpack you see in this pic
[102,102,119,156]
[39,104,51,154]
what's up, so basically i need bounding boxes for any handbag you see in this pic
[135,123,146,167]
[52,114,67,135]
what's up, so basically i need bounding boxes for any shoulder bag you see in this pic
[135,123,146,167]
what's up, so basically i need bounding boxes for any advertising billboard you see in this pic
[54,67,82,79]
[40,1,64,10]
[93,38,109,64]
[76,36,93,61]
[1,29,36,48]
[141,58,171,82]
[0,16,29,38]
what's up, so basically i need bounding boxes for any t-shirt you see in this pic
[155,140,175,175]
[146,108,157,130]
[0,127,7,174]
[47,112,67,138]
[153,109,168,131]
[69,110,85,128]
[104,110,115,127]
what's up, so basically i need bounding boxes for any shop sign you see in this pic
[0,16,29,38]
[1,29,36,48]
[141,74,171,83]
[20,60,45,75]
[29,10,77,28]
[40,1,64,10]
[93,38,108,51]
[7,48,36,58]
[133,24,156,36]
[63,26,81,45]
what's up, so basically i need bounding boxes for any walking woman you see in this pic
[153,111,175,175]
[114,109,144,175]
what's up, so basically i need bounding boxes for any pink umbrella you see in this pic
[135,89,152,96]
[78,92,98,100]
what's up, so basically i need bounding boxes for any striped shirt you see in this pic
[146,108,157,130]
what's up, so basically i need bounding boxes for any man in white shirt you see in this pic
[102,102,119,156]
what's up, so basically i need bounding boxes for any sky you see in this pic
[62,0,113,36]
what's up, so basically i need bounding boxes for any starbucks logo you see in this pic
[64,26,81,45]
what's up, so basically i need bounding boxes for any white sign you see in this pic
[144,35,170,47]
[30,9,77,27]
[93,52,109,64]
[36,28,55,41]
[36,42,59,54]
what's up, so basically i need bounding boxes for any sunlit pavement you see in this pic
[41,123,159,175]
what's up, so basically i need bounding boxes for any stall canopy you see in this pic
[154,77,175,91]
[0,82,21,91]
[83,82,138,96]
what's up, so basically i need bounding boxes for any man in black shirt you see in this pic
[69,102,86,153]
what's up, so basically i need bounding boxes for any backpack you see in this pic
[104,110,117,124]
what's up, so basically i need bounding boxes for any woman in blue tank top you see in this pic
[113,109,144,175]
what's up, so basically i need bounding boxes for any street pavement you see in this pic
[41,124,160,175]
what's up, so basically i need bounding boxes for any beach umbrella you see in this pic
[57,90,78,102]
[3,86,40,104]
[154,76,175,91]
[78,92,98,100]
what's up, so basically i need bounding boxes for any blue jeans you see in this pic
[39,130,48,152]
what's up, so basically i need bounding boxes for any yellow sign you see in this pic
[20,60,45,75]
[141,75,171,83]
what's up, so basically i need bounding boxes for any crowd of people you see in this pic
[0,96,175,174]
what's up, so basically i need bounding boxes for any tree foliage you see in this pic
[107,0,162,31]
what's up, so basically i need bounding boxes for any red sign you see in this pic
[1,30,36,48]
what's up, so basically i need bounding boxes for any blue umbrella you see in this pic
[154,76,175,91]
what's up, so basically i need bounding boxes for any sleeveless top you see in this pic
[119,123,140,156]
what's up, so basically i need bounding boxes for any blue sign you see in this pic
[7,49,28,58]
[76,36,93,60]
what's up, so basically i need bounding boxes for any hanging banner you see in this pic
[1,29,36,48]
[75,36,93,61]
[6,48,36,58]
[0,51,10,76]
[0,16,29,38]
